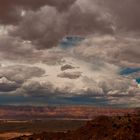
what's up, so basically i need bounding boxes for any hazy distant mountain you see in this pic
[0,105,137,120]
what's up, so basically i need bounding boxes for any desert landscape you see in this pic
[0,112,140,140]
[0,106,140,140]
[11,114,140,140]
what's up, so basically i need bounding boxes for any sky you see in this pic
[0,0,140,107]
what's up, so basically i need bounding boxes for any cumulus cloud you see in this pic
[0,77,19,92]
[0,34,41,62]
[103,0,140,32]
[17,70,139,98]
[22,80,55,97]
[71,35,140,67]
[0,0,76,25]
[0,65,45,84]
[0,0,139,107]
[1,0,140,33]
[58,71,82,79]
[11,1,114,49]
[12,6,66,49]
[9,55,138,98]
[0,65,46,93]
[61,64,75,71]
[0,33,139,105]
[0,34,65,64]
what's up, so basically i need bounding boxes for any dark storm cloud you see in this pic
[0,0,76,25]
[12,2,114,49]
[103,0,140,31]
[12,6,65,49]
[0,35,65,64]
[1,0,140,49]
[65,4,113,35]
[61,64,75,71]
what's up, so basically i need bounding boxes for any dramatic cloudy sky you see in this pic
[0,0,140,107]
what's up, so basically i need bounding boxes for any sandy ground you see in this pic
[0,132,32,140]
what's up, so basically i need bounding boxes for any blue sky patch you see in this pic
[136,78,140,84]
[120,67,140,75]
[59,36,85,49]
